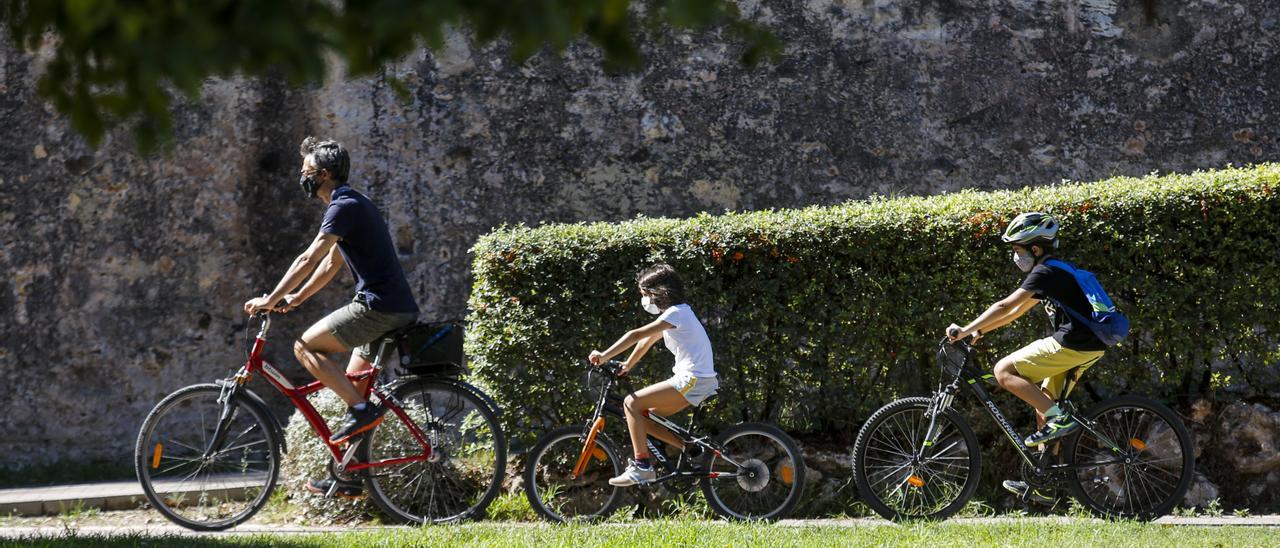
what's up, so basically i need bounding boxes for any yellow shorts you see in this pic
[1005,337,1104,399]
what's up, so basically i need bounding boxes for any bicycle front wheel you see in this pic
[852,397,980,521]
[524,425,626,523]
[700,422,806,521]
[1064,395,1194,520]
[134,383,280,531]
[362,378,506,524]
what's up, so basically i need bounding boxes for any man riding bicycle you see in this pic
[243,137,419,498]
[946,212,1106,504]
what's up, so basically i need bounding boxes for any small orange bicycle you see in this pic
[523,360,806,522]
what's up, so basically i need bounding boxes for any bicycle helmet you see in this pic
[1001,212,1059,247]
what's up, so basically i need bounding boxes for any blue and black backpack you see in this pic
[1043,259,1130,347]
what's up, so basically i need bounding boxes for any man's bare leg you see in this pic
[295,324,363,406]
[347,353,374,397]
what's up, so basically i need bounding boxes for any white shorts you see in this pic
[667,374,719,406]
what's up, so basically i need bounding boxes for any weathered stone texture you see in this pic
[1,1,1278,467]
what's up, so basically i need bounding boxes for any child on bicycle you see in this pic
[946,212,1106,503]
[588,263,719,486]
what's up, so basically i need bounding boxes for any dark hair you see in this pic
[637,263,686,310]
[299,136,350,183]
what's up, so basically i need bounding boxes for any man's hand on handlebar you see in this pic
[243,294,290,316]
[276,294,302,314]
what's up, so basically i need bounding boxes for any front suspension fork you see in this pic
[918,385,959,459]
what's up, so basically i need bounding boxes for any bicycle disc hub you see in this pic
[736,459,770,492]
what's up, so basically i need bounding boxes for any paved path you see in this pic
[2,516,1278,539]
[0,475,265,516]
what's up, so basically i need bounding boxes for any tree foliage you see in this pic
[1,0,777,151]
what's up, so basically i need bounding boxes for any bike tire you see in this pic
[524,425,627,523]
[362,378,507,524]
[1063,395,1195,520]
[851,397,981,521]
[134,383,280,531]
[700,422,806,521]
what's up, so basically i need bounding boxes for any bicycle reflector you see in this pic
[1129,438,1148,452]
[907,474,926,488]
[779,464,794,485]
[152,443,163,469]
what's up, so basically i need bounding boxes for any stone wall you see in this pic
[1,1,1278,468]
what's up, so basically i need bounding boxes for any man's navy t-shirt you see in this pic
[1019,260,1106,352]
[320,186,419,315]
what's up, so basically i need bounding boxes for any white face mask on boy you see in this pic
[1013,249,1037,273]
[641,295,662,315]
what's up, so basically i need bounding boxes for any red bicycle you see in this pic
[133,312,506,530]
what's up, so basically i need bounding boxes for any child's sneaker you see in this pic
[608,459,657,486]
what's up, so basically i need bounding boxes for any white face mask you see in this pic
[641,295,662,315]
[1013,249,1037,273]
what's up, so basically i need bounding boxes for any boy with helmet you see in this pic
[945,212,1107,504]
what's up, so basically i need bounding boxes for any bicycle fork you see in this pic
[204,381,246,459]
[918,384,960,460]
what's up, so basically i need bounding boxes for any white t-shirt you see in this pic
[657,304,716,377]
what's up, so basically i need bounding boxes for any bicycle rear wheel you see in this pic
[524,425,626,522]
[851,397,980,521]
[134,384,279,531]
[700,422,806,520]
[361,378,506,523]
[1063,395,1194,520]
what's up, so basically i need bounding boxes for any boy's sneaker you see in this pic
[306,477,364,499]
[1002,480,1055,506]
[329,404,386,445]
[1023,413,1080,447]
[609,460,657,486]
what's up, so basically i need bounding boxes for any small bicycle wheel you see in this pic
[134,384,280,531]
[852,397,980,521]
[524,426,626,523]
[362,379,506,524]
[1063,395,1194,520]
[700,422,806,521]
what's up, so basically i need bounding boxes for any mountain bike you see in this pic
[851,338,1194,520]
[524,360,806,522]
[133,312,506,530]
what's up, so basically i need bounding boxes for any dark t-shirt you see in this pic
[1019,260,1106,352]
[320,186,419,315]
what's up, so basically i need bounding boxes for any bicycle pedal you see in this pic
[339,437,363,468]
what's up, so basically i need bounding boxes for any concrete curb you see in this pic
[0,481,149,517]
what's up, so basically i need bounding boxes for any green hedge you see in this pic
[466,165,1280,443]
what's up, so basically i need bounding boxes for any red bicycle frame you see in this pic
[234,314,431,472]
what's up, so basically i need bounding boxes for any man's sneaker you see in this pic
[608,460,657,486]
[1002,480,1055,505]
[329,404,386,445]
[1023,413,1080,447]
[306,477,364,499]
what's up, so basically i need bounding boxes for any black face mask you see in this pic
[299,173,321,197]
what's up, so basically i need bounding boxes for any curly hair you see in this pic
[636,263,686,310]
[299,136,350,183]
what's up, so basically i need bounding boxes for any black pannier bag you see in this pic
[395,321,465,377]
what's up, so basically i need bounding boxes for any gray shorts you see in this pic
[667,373,720,406]
[316,300,416,362]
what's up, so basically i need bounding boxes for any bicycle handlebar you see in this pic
[584,359,626,378]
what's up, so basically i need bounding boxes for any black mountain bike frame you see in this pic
[922,340,1141,481]
[571,362,747,486]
